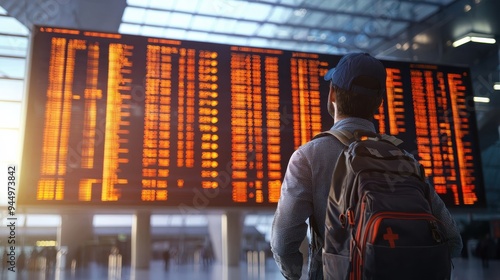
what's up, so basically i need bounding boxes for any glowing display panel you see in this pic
[19,26,485,208]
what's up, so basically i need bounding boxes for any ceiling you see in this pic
[0,0,465,56]
[0,0,499,141]
[116,0,453,55]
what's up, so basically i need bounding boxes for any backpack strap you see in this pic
[315,129,404,147]
[314,129,354,146]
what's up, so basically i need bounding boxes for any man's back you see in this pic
[271,52,462,280]
[271,118,377,279]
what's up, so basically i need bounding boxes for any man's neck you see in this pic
[334,114,346,124]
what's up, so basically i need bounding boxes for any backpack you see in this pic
[317,129,451,280]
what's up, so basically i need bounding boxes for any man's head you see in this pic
[324,53,386,120]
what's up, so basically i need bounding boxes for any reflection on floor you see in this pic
[1,257,499,280]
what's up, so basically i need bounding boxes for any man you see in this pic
[270,53,463,279]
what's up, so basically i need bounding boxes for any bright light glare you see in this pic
[470,36,496,44]
[453,35,496,47]
[452,36,471,47]
[93,215,133,227]
[473,96,490,103]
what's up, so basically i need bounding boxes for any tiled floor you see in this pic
[1,257,499,280]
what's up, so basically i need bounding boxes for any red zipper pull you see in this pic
[347,208,355,226]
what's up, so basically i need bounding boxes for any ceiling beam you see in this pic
[372,0,467,55]
[0,31,27,38]
[121,21,370,53]
[267,0,419,23]
[0,0,125,32]
[125,4,393,40]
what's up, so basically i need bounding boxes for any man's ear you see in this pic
[329,85,336,103]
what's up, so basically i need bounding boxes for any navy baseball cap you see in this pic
[324,53,386,96]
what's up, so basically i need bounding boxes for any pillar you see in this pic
[57,213,93,268]
[208,211,244,267]
[222,211,244,267]
[131,211,151,269]
[207,214,223,264]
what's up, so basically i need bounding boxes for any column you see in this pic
[207,211,244,267]
[57,213,93,268]
[131,211,151,269]
[222,211,244,267]
[207,214,223,264]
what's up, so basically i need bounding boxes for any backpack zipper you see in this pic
[364,212,439,246]
[349,194,368,280]
[350,211,439,279]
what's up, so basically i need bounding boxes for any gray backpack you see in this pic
[316,129,451,280]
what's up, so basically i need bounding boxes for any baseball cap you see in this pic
[324,52,386,96]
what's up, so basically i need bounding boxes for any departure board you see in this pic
[18,26,486,208]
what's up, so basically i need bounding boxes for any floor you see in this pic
[1,257,499,280]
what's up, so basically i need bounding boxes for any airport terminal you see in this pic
[0,0,499,279]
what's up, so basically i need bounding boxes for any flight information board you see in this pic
[18,26,486,208]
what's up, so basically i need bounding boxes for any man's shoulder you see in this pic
[296,132,346,156]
